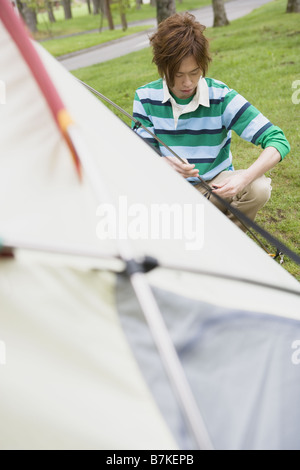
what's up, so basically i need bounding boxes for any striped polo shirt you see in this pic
[132,77,290,182]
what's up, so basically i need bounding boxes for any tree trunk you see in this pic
[150,0,156,6]
[61,0,72,20]
[286,0,300,12]
[156,0,176,24]
[46,0,56,23]
[212,0,230,27]
[92,0,101,14]
[119,1,128,31]
[99,0,106,13]
[86,0,92,14]
[104,0,114,30]
[18,1,38,33]
[120,11,127,30]
[98,0,105,31]
[136,0,143,9]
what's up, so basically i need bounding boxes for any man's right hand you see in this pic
[163,156,199,178]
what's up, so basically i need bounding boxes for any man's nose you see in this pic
[183,75,193,86]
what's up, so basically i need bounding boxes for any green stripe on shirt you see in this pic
[132,78,290,180]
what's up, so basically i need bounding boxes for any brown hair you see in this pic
[149,12,211,87]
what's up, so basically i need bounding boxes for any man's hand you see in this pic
[212,148,281,198]
[211,171,249,198]
[163,156,199,178]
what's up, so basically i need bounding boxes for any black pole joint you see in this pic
[124,256,159,277]
[132,121,142,132]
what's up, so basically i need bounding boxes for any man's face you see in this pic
[170,55,202,100]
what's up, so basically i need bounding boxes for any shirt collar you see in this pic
[162,77,210,108]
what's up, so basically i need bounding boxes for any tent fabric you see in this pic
[1,0,300,450]
[117,274,300,450]
[0,18,105,253]
[0,258,178,450]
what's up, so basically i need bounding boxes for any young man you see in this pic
[132,13,290,230]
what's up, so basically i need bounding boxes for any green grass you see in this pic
[41,25,152,57]
[72,0,300,281]
[36,0,211,39]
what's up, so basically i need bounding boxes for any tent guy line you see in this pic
[77,79,300,268]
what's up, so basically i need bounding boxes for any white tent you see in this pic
[1,0,300,450]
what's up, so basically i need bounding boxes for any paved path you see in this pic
[59,0,274,71]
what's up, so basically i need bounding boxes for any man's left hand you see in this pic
[211,171,249,198]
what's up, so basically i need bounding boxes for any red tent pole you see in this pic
[0,0,81,178]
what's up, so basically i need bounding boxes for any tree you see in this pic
[104,0,114,30]
[119,0,128,31]
[156,0,176,24]
[286,0,300,12]
[61,0,72,20]
[92,0,101,14]
[17,1,38,33]
[86,0,92,14]
[212,0,229,27]
[45,0,56,23]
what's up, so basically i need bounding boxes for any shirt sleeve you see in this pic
[132,91,161,153]
[221,89,290,160]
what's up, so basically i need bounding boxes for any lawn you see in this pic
[72,0,300,280]
[37,0,212,55]
[41,25,153,57]
[36,0,212,38]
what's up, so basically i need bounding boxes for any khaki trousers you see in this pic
[194,170,272,231]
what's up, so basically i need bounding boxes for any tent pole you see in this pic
[66,124,214,450]
[2,239,298,298]
[129,271,214,450]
